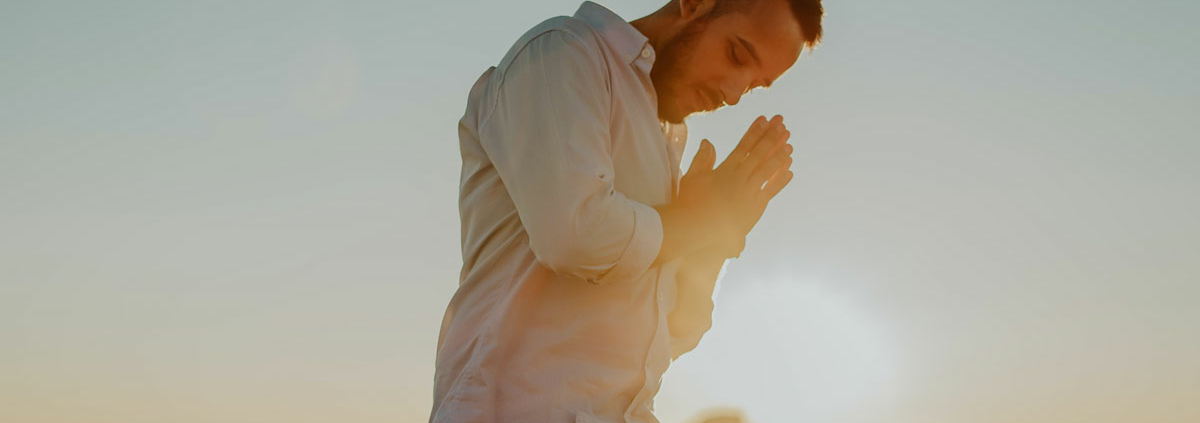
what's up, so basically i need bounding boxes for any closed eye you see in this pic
[728,41,742,66]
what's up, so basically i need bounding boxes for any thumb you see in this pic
[686,139,716,175]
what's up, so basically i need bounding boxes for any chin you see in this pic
[659,101,700,124]
[658,105,687,124]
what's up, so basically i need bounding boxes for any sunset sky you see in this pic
[2,1,1197,422]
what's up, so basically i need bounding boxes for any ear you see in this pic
[677,0,717,21]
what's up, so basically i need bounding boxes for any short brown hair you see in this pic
[711,0,825,49]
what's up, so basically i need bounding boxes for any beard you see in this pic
[650,18,710,124]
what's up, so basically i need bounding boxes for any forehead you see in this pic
[710,0,804,76]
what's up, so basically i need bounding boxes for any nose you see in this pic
[722,87,742,106]
[720,73,754,106]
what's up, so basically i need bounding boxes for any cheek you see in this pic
[656,34,725,98]
[666,55,714,91]
[685,46,732,87]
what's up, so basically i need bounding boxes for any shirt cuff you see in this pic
[590,201,663,285]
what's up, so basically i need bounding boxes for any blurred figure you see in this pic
[692,407,748,423]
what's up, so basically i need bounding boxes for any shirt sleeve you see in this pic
[475,29,663,285]
[667,247,730,359]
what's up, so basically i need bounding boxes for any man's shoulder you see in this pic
[468,15,612,128]
[495,15,607,76]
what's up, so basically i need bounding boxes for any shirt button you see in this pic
[641,48,652,58]
[624,54,632,61]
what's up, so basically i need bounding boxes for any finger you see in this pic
[685,139,717,176]
[738,125,789,180]
[741,125,788,172]
[749,148,792,189]
[760,170,794,201]
[718,115,773,171]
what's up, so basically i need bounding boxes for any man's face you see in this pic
[651,0,805,123]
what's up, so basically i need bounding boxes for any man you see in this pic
[433,0,823,421]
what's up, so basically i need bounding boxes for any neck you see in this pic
[630,4,679,55]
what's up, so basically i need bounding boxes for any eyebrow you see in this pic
[735,36,773,88]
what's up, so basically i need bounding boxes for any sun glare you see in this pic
[664,274,898,423]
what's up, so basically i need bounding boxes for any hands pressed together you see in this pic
[674,115,795,259]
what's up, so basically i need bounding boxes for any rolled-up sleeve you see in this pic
[475,29,662,285]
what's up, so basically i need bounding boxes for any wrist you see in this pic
[653,202,711,266]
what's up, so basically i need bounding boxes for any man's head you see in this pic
[637,0,824,123]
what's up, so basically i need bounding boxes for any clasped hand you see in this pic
[674,115,795,259]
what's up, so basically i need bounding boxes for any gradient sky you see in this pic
[2,1,1197,422]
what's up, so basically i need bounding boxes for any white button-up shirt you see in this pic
[432,2,710,422]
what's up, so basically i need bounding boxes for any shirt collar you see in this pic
[574,1,653,66]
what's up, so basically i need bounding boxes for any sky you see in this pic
[1,1,1197,422]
